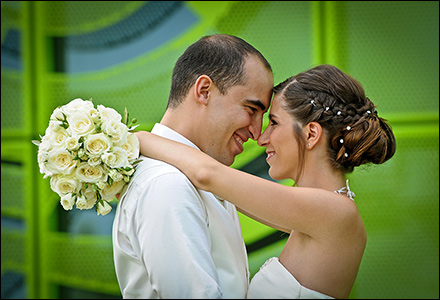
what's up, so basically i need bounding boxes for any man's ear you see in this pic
[305,122,323,149]
[193,75,213,106]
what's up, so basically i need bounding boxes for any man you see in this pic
[112,34,274,298]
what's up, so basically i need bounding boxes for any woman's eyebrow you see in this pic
[269,113,278,121]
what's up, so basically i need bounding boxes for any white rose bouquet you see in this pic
[32,98,140,216]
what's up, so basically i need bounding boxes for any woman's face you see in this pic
[258,94,302,181]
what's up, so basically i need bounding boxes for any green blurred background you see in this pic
[1,1,438,298]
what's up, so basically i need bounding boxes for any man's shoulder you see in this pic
[132,155,188,184]
[122,155,208,214]
[133,155,185,180]
[120,155,197,208]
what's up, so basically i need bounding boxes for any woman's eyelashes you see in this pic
[269,119,278,126]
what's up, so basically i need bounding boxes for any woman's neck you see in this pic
[294,161,346,193]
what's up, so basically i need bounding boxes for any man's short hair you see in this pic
[167,34,272,109]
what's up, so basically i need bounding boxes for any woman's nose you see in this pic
[257,128,269,147]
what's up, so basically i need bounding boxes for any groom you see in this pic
[112,34,274,298]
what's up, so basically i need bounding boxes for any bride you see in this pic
[134,65,396,298]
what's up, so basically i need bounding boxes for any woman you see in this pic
[134,65,396,298]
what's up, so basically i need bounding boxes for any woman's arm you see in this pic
[135,131,358,237]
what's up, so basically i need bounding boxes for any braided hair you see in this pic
[274,64,396,176]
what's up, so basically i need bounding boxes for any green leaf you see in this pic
[132,159,143,166]
[123,107,129,126]
[128,118,137,128]
[60,122,69,130]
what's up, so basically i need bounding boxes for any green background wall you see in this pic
[1,1,438,298]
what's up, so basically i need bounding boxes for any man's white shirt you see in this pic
[112,123,249,298]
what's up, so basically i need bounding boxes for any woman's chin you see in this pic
[268,169,282,181]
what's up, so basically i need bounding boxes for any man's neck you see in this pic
[160,109,200,149]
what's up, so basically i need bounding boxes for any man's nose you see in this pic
[248,118,263,141]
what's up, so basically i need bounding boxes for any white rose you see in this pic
[53,174,80,195]
[75,195,91,210]
[63,98,94,115]
[46,148,77,175]
[39,134,52,151]
[84,133,111,157]
[87,156,101,166]
[65,136,81,151]
[60,193,76,210]
[47,120,65,133]
[88,107,100,123]
[101,147,129,168]
[50,175,60,193]
[122,133,140,163]
[97,200,112,216]
[38,144,52,177]
[85,197,97,209]
[77,148,88,160]
[78,184,98,208]
[67,113,95,137]
[48,127,70,148]
[50,107,65,121]
[98,105,122,123]
[121,167,134,176]
[109,169,123,182]
[75,162,107,183]
[102,119,127,146]
[96,181,107,190]
[81,184,97,200]
[100,180,126,201]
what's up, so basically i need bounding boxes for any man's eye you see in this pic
[248,107,257,113]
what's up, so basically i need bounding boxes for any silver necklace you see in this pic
[334,179,356,201]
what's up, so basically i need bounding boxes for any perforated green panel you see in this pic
[345,1,439,115]
[1,1,438,299]
[351,127,439,298]
[43,233,119,294]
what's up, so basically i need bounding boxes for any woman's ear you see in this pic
[305,122,323,149]
[193,75,213,106]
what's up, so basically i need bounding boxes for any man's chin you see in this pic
[216,153,235,166]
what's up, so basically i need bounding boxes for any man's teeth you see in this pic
[234,136,243,145]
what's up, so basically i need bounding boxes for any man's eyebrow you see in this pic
[245,99,266,111]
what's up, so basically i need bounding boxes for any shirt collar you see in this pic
[151,123,200,150]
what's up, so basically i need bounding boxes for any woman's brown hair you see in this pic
[274,64,396,178]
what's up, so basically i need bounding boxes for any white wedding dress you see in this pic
[247,181,355,299]
[247,257,334,299]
